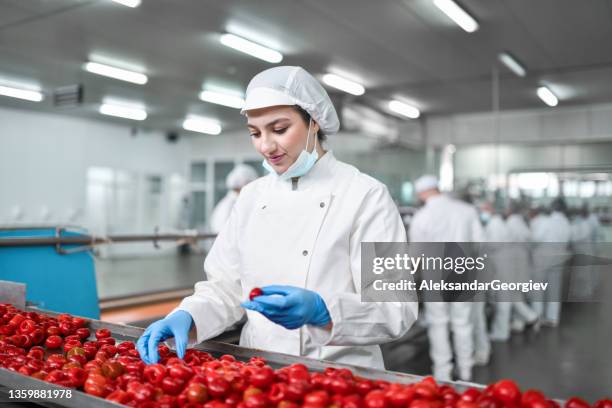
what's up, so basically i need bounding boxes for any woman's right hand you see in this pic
[136,310,193,364]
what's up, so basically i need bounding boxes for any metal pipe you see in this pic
[0,232,216,247]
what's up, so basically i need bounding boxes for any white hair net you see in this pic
[226,164,258,190]
[415,175,439,193]
[241,66,340,135]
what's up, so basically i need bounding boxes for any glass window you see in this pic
[142,175,162,229]
[191,162,207,183]
[214,161,235,206]
[190,191,207,230]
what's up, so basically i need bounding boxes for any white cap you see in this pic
[226,164,258,190]
[241,66,340,135]
[415,175,439,193]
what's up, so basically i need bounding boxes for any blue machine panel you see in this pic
[0,228,100,318]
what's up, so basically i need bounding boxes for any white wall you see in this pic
[422,103,612,146]
[455,142,612,181]
[3,100,611,240]
[0,106,192,239]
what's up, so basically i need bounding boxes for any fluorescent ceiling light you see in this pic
[322,74,365,96]
[99,103,147,121]
[84,62,148,85]
[0,85,43,102]
[388,100,420,119]
[433,0,479,33]
[219,33,283,63]
[537,86,558,107]
[110,0,141,7]
[498,52,526,77]
[183,116,222,135]
[199,90,244,109]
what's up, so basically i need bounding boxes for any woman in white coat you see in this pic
[209,164,258,234]
[137,66,417,369]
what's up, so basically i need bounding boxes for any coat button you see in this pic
[302,250,308,256]
[319,202,325,208]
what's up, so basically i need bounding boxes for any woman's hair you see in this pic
[293,105,327,142]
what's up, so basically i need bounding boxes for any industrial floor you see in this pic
[382,300,612,402]
[96,253,611,402]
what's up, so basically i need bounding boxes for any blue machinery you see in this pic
[0,227,100,318]
[0,227,215,319]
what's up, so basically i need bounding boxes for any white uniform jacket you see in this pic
[210,190,239,234]
[175,152,417,369]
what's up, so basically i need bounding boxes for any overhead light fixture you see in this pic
[498,52,526,77]
[537,86,558,107]
[99,103,147,120]
[199,90,244,109]
[0,84,44,102]
[183,116,222,135]
[322,73,365,96]
[388,100,420,119]
[110,0,141,8]
[219,33,283,63]
[84,62,148,85]
[433,0,479,33]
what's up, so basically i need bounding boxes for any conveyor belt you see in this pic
[0,307,483,407]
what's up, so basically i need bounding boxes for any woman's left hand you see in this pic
[241,285,331,330]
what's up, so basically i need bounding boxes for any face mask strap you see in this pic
[305,119,317,154]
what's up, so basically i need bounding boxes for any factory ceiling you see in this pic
[0,0,611,135]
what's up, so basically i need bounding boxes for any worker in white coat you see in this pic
[209,164,258,234]
[531,199,571,326]
[586,208,603,242]
[569,206,595,299]
[137,66,417,369]
[529,206,548,232]
[505,205,539,333]
[484,203,539,341]
[410,176,485,381]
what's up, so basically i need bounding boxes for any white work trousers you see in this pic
[425,302,474,380]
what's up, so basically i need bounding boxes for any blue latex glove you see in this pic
[241,285,331,330]
[136,310,193,364]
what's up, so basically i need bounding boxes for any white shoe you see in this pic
[511,319,525,333]
[541,319,559,328]
[525,317,541,332]
[433,370,452,382]
[489,332,509,342]
[474,351,490,366]
[457,368,472,382]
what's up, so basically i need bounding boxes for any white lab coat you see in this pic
[409,194,485,381]
[209,190,239,234]
[532,212,571,247]
[586,214,603,242]
[570,216,595,299]
[486,215,537,340]
[531,211,571,323]
[503,214,532,283]
[571,216,591,245]
[410,195,485,243]
[530,214,546,235]
[175,152,417,369]
[484,215,508,242]
[506,214,531,242]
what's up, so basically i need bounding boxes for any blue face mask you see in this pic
[480,212,491,224]
[262,119,319,180]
